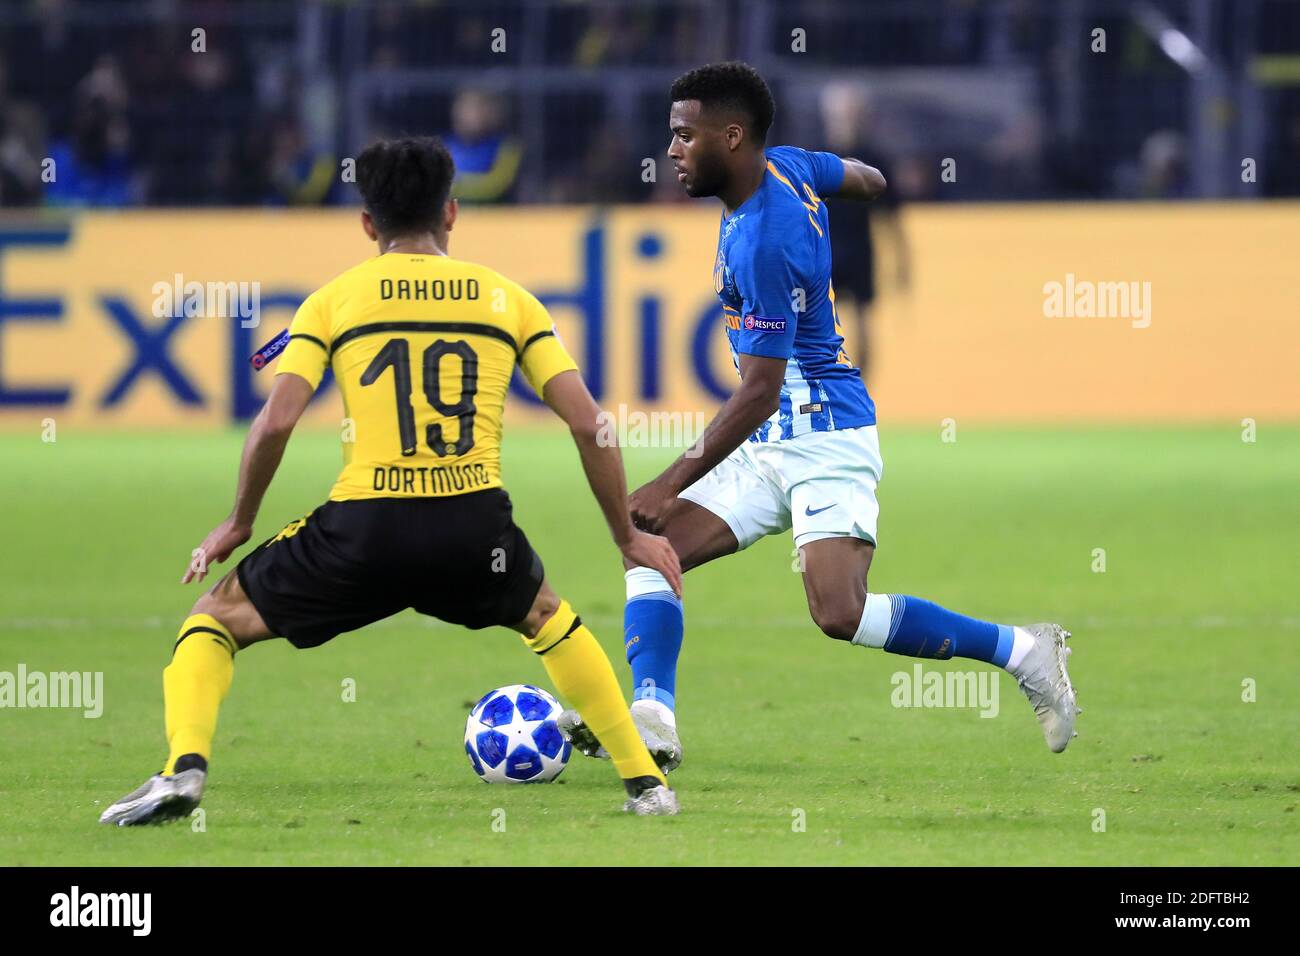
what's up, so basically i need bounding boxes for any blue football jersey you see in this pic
[713,145,876,442]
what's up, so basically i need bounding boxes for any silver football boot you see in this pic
[99,769,206,826]
[1013,623,1080,752]
[558,698,683,772]
[622,777,681,816]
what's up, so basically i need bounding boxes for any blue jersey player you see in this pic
[561,63,1079,771]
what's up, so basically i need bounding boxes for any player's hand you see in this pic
[618,530,683,597]
[629,477,676,534]
[183,517,252,584]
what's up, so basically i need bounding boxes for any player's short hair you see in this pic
[670,61,775,144]
[356,136,455,237]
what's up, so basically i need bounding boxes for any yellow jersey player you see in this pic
[100,136,683,824]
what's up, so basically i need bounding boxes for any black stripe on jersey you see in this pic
[521,329,556,353]
[290,333,328,351]
[330,321,517,357]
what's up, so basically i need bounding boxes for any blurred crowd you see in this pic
[1,0,1298,208]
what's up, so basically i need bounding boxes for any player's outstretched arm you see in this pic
[629,352,786,533]
[542,369,683,596]
[835,157,887,202]
[183,372,315,584]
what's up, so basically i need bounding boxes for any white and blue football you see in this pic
[464,684,571,783]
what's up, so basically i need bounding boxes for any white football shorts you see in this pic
[678,425,883,550]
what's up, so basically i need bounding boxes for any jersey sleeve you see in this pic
[516,287,579,396]
[805,148,845,197]
[275,292,331,389]
[733,233,802,360]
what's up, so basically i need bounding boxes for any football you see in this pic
[464,684,571,783]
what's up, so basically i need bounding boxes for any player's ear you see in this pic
[443,198,458,233]
[361,210,379,241]
[725,122,745,152]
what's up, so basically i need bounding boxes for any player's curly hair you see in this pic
[356,136,456,237]
[670,61,775,144]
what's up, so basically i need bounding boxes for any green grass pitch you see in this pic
[1,424,1296,865]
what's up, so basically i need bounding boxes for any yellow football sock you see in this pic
[162,614,236,775]
[523,600,666,786]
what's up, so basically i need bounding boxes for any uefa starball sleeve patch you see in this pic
[249,328,291,370]
[743,315,787,333]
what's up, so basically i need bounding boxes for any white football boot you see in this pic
[99,769,206,826]
[622,776,681,816]
[1013,623,1080,752]
[627,699,683,772]
[558,698,683,772]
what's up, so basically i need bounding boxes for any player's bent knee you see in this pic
[190,573,273,649]
[517,581,561,639]
[808,597,860,642]
[190,591,227,626]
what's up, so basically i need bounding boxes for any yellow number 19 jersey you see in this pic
[275,253,577,500]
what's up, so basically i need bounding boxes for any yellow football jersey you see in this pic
[276,253,577,500]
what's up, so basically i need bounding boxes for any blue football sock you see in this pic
[623,567,684,710]
[855,593,1016,667]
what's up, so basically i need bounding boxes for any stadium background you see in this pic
[0,0,1297,867]
[1,0,1298,430]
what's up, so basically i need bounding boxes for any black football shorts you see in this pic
[235,489,544,648]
